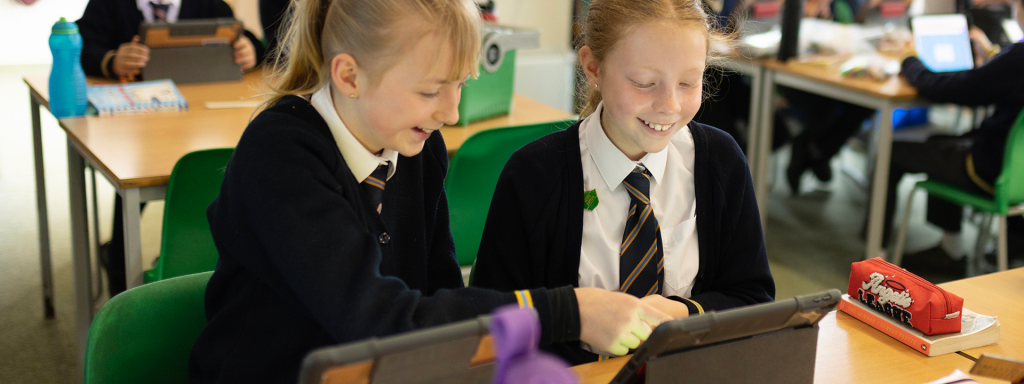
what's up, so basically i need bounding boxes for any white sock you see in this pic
[940,232,964,261]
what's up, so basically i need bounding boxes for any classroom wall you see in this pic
[493,0,577,114]
[0,0,90,65]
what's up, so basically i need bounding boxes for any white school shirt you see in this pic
[137,0,182,23]
[578,102,700,298]
[310,86,398,182]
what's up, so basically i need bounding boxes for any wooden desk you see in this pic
[754,58,930,261]
[24,73,571,372]
[571,268,1024,383]
[940,267,1024,361]
[570,311,988,384]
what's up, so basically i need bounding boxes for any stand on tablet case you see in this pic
[643,324,819,384]
[611,289,841,384]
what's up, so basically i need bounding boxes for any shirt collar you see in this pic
[137,0,182,22]
[310,85,398,183]
[583,102,668,190]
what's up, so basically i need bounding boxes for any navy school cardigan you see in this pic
[188,96,578,383]
[472,120,776,365]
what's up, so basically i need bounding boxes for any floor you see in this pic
[0,64,984,382]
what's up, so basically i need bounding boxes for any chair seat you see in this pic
[915,180,998,214]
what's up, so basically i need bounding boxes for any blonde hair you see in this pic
[261,0,481,110]
[576,0,734,118]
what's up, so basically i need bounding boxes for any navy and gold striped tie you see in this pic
[619,167,664,297]
[361,163,388,214]
[149,1,170,22]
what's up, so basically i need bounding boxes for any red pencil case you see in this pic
[847,258,964,335]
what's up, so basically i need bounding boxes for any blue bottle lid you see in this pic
[52,17,79,34]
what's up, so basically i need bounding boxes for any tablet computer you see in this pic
[911,14,975,72]
[139,18,244,83]
[297,316,496,384]
[610,289,841,384]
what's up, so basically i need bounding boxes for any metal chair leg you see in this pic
[891,186,918,266]
[998,215,1008,271]
[971,213,993,277]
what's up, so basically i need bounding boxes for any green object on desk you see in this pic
[84,271,212,384]
[143,148,233,283]
[892,110,1024,273]
[457,49,517,126]
[445,119,575,267]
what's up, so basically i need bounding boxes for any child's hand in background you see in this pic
[234,37,257,71]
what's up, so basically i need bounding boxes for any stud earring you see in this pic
[593,83,599,91]
[350,94,357,99]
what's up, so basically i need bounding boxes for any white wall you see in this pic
[492,0,577,113]
[492,0,573,51]
[0,0,90,65]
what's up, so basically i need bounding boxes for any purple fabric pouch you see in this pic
[490,305,579,384]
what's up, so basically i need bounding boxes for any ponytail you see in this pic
[261,0,330,110]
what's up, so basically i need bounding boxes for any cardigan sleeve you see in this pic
[671,126,775,314]
[76,0,123,78]
[901,44,1024,107]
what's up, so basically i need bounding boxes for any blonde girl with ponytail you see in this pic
[190,0,672,381]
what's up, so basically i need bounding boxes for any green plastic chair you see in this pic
[445,119,576,267]
[144,148,233,283]
[892,110,1024,273]
[84,271,212,384]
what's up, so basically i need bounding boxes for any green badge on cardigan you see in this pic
[583,189,599,210]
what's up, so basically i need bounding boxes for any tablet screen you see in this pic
[912,14,974,72]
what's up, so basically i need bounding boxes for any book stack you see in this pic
[86,79,188,116]
[837,294,1000,356]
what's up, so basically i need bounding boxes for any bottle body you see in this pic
[49,18,88,118]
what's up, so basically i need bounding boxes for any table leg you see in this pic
[67,139,92,372]
[755,70,776,229]
[865,104,894,260]
[121,188,145,289]
[30,92,55,319]
[745,66,763,163]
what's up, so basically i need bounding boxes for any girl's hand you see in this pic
[233,37,257,70]
[640,294,691,319]
[113,36,149,79]
[575,288,672,356]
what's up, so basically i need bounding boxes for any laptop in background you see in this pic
[911,14,975,72]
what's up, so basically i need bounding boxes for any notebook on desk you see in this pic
[139,18,244,84]
[911,14,975,72]
[610,289,841,384]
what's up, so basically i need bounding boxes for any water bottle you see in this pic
[49,17,88,118]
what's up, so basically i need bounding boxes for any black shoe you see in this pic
[900,245,966,277]
[811,160,832,182]
[787,139,810,196]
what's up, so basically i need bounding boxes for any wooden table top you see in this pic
[569,310,992,384]
[761,57,919,101]
[940,267,1024,361]
[25,74,572,190]
[570,268,1024,384]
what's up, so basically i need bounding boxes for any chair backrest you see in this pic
[154,148,233,281]
[445,119,575,267]
[84,271,213,384]
[995,109,1024,213]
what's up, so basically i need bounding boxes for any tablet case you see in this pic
[611,289,841,384]
[140,18,244,84]
[297,316,495,384]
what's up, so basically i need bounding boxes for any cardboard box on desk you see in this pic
[455,24,539,126]
[140,18,244,84]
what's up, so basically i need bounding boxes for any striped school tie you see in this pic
[361,163,388,214]
[619,167,664,298]
[149,1,169,22]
